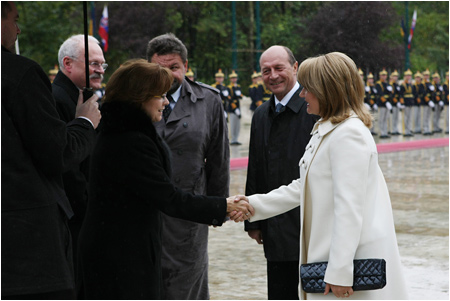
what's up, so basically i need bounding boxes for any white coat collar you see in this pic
[311,112,359,137]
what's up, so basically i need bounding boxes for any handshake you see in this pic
[226,195,254,222]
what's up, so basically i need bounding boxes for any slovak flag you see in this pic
[99,5,109,52]
[408,9,417,50]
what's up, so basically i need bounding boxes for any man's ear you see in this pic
[62,56,73,72]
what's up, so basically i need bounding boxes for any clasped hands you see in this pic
[226,195,253,222]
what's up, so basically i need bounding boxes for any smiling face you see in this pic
[150,53,187,94]
[300,88,320,116]
[142,95,169,122]
[260,46,298,100]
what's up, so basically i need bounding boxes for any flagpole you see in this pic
[404,1,410,71]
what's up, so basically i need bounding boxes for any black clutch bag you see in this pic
[300,258,386,293]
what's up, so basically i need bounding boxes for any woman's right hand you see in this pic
[226,195,254,222]
[324,283,354,298]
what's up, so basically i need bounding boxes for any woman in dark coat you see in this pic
[77,60,252,299]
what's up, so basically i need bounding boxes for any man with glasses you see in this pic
[52,34,106,278]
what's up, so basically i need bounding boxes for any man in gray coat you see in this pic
[146,33,230,300]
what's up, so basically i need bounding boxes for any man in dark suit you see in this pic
[244,45,317,300]
[1,2,101,299]
[52,34,106,273]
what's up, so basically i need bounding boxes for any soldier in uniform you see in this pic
[422,69,435,135]
[389,70,403,135]
[412,71,426,134]
[260,72,272,103]
[366,72,378,135]
[444,71,449,134]
[375,69,393,138]
[228,70,242,145]
[400,69,415,136]
[48,64,58,83]
[432,72,445,133]
[211,69,231,119]
[249,71,263,113]
[185,67,194,81]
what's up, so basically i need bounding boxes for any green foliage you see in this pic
[13,1,449,88]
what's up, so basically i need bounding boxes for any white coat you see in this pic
[249,114,409,300]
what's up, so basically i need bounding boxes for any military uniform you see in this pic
[422,69,435,135]
[389,70,403,135]
[211,69,231,119]
[400,69,415,136]
[365,72,378,135]
[249,71,263,112]
[431,72,445,133]
[443,72,449,133]
[412,72,426,133]
[375,69,392,138]
[227,70,242,145]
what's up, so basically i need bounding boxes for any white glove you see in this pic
[235,108,241,116]
[397,102,402,109]
[386,102,392,111]
[439,101,445,107]
[364,103,371,110]
[224,111,228,119]
[373,104,378,111]
[428,101,435,108]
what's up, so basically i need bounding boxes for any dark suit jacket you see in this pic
[1,47,95,295]
[77,101,227,299]
[53,71,91,222]
[245,85,318,261]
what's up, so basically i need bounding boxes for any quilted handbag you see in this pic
[300,258,386,293]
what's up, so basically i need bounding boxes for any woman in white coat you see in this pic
[234,52,409,299]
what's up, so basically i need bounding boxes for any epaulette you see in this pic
[196,81,220,94]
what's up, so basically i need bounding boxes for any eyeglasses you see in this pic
[89,62,108,71]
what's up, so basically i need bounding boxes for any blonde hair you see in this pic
[103,59,173,106]
[297,52,372,128]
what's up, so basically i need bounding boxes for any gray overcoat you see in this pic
[154,77,230,299]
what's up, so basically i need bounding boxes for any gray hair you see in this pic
[146,33,188,63]
[58,34,100,69]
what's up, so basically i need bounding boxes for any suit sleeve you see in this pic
[112,133,227,226]
[5,62,94,176]
[244,114,262,231]
[205,93,230,197]
[324,126,371,286]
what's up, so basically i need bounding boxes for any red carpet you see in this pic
[230,138,449,171]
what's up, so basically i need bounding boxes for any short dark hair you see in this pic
[146,33,188,63]
[1,2,12,19]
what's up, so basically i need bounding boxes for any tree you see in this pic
[300,1,404,74]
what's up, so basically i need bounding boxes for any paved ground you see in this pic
[208,97,449,300]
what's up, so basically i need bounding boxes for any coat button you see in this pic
[212,219,219,226]
[183,122,188,128]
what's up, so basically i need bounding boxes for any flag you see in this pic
[99,5,109,52]
[400,19,406,37]
[408,9,417,50]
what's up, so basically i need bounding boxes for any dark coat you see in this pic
[52,71,93,272]
[154,78,230,299]
[244,86,317,261]
[1,47,96,296]
[77,101,227,300]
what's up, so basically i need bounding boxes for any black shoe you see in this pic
[403,133,413,137]
[380,135,391,139]
[230,142,242,145]
[414,131,422,134]
[393,132,401,135]
[371,132,378,136]
[433,129,443,133]
[423,132,432,136]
